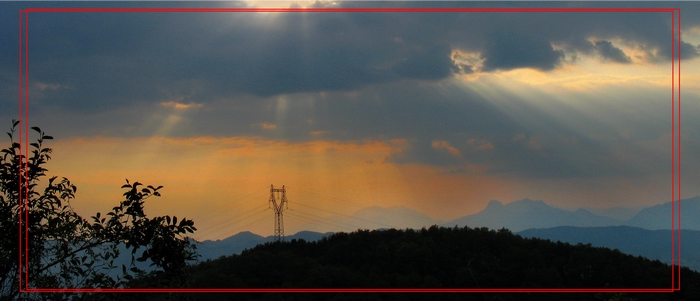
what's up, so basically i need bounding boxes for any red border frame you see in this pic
[17,7,681,294]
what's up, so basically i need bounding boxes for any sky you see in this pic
[1,1,700,240]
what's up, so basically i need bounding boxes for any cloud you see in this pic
[309,131,328,136]
[431,140,461,157]
[255,123,277,130]
[480,30,565,72]
[467,138,495,151]
[7,1,698,114]
[594,40,632,64]
[678,41,700,60]
[35,82,67,91]
[392,44,456,80]
[160,102,204,110]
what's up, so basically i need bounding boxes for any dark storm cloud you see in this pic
[481,30,565,72]
[3,1,696,114]
[22,10,423,111]
[674,41,700,60]
[392,44,456,80]
[594,40,632,64]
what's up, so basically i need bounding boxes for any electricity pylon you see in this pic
[269,185,288,242]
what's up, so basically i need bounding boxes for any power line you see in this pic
[288,186,439,224]
[195,204,268,240]
[293,202,395,230]
[285,210,355,233]
[287,186,369,211]
[190,186,269,224]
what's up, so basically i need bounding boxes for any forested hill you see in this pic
[131,226,700,301]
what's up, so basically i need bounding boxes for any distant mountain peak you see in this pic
[575,208,594,215]
[482,200,505,214]
[513,198,544,204]
[448,198,620,232]
[486,200,504,207]
[625,196,700,230]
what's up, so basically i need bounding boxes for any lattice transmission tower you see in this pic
[268,185,289,242]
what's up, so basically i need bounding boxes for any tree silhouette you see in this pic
[0,120,197,300]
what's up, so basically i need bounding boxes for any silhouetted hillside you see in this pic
[129,226,700,301]
[518,226,700,272]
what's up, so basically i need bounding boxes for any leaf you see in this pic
[13,119,20,127]
[31,126,41,133]
[173,216,177,225]
[43,135,53,140]
[137,250,149,262]
[166,216,171,224]
[120,184,130,188]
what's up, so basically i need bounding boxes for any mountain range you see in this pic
[446,196,700,232]
[289,196,700,235]
[445,198,620,232]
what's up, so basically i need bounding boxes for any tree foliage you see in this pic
[0,120,197,300]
